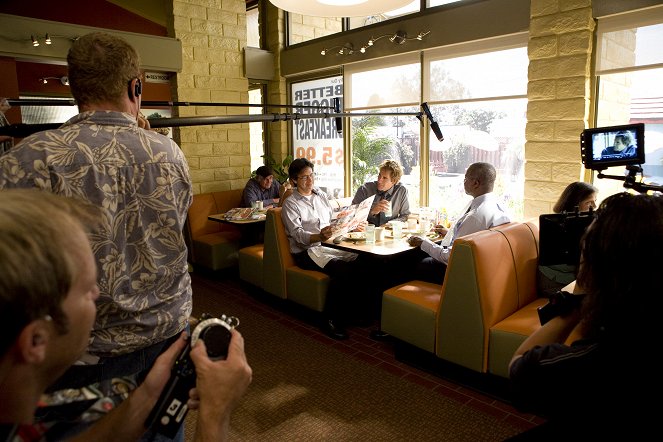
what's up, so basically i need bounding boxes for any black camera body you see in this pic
[145,313,238,438]
[537,291,584,325]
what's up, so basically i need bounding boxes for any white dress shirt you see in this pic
[281,187,357,267]
[420,192,510,265]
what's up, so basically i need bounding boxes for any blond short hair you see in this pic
[0,190,99,355]
[379,159,403,183]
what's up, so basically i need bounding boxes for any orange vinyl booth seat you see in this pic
[381,222,546,378]
[239,197,352,295]
[262,207,330,312]
[184,190,243,271]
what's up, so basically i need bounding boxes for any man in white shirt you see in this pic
[408,162,510,284]
[281,158,373,340]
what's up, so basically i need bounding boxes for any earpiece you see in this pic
[128,78,142,99]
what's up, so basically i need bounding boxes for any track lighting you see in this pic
[30,33,78,48]
[320,44,354,56]
[39,76,70,86]
[357,30,430,54]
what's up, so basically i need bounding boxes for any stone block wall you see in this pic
[289,14,342,45]
[524,0,596,218]
[169,0,250,195]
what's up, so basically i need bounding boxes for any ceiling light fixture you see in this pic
[358,30,430,54]
[320,44,354,56]
[39,76,70,86]
[30,33,78,48]
[269,0,413,18]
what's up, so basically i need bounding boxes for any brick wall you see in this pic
[169,0,250,195]
[524,0,596,218]
[264,2,289,169]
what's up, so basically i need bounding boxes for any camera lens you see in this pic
[199,324,231,360]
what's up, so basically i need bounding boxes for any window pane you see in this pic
[350,62,420,108]
[350,106,421,209]
[427,99,526,220]
[246,7,260,48]
[428,0,463,6]
[291,76,345,197]
[595,67,663,197]
[249,88,264,173]
[19,96,78,124]
[597,23,663,72]
[429,47,528,101]
[348,1,420,29]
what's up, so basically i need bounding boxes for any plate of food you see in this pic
[344,232,366,241]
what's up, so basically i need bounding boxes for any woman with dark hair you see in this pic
[538,181,599,293]
[553,181,598,213]
[509,193,662,438]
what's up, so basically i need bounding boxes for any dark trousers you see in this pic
[414,255,447,285]
[293,251,375,322]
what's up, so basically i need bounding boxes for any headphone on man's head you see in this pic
[128,78,142,99]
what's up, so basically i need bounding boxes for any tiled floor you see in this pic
[193,271,544,435]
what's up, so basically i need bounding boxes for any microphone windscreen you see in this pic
[334,116,343,134]
[430,121,444,142]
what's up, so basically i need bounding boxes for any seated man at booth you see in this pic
[408,162,510,284]
[600,131,636,158]
[241,165,283,208]
[352,159,410,227]
[0,189,252,441]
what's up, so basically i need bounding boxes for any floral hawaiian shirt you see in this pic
[0,110,193,356]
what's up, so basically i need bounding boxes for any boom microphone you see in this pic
[421,102,444,142]
[333,97,343,134]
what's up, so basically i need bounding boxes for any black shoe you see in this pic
[369,329,391,341]
[321,319,349,340]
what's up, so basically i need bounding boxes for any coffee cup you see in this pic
[255,201,263,210]
[375,226,385,241]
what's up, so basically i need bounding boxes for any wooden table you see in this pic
[207,212,266,225]
[208,211,267,245]
[323,230,442,257]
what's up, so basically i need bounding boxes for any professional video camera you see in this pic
[145,313,239,438]
[580,122,663,194]
[537,290,585,325]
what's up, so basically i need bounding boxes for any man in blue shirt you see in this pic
[241,165,282,208]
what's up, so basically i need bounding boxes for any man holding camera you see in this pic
[0,190,252,441]
[0,32,193,439]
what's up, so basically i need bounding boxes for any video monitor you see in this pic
[580,123,645,170]
[538,212,596,267]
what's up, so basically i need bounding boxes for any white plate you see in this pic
[345,232,366,241]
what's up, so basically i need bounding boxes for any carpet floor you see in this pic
[184,270,534,441]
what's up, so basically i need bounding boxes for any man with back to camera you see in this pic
[0,189,252,442]
[241,165,283,208]
[352,159,410,227]
[0,32,193,438]
[408,162,510,284]
[600,131,636,158]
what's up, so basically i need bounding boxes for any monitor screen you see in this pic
[580,123,645,170]
[538,212,595,267]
